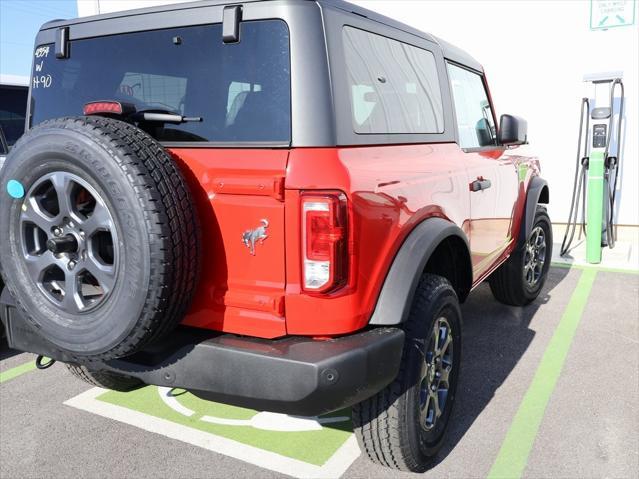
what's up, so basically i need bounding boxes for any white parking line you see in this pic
[65,388,360,479]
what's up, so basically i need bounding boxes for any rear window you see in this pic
[30,20,291,144]
[342,26,444,135]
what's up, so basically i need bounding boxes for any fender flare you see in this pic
[369,217,471,326]
[519,176,550,246]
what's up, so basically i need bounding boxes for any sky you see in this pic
[1,0,78,78]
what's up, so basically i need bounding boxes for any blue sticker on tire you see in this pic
[7,180,25,199]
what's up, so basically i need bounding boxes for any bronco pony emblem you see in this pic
[242,219,269,255]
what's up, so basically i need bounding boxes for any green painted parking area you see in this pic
[1,265,638,478]
[489,268,597,479]
[0,360,36,384]
[97,386,352,467]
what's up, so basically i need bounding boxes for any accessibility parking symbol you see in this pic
[65,386,360,478]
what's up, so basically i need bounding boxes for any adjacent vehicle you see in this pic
[0,0,550,471]
[0,75,29,311]
[0,75,29,170]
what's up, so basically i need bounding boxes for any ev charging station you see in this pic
[561,72,626,264]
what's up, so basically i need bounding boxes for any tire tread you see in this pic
[353,274,458,472]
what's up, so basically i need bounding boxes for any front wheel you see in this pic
[352,274,462,472]
[490,207,552,306]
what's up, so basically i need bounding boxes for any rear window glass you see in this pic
[30,20,291,144]
[342,26,444,135]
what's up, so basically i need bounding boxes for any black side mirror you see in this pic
[498,114,527,146]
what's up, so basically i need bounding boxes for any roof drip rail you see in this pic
[55,26,69,59]
[222,5,242,44]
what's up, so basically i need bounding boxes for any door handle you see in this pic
[470,177,492,192]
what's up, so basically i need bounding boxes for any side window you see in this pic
[226,81,262,127]
[119,73,187,114]
[342,26,444,134]
[447,63,496,148]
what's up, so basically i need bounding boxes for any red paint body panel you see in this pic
[168,142,538,338]
[168,148,288,338]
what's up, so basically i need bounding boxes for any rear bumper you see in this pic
[1,292,404,415]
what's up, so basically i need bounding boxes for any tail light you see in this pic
[301,192,348,293]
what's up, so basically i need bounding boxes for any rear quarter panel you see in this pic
[284,143,471,335]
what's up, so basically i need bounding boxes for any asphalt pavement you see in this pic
[1,265,637,479]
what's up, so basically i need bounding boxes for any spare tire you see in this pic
[0,116,200,360]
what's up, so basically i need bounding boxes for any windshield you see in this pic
[30,20,291,144]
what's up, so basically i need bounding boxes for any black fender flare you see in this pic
[519,176,550,247]
[369,217,472,326]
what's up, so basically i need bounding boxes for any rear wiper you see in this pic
[133,109,202,124]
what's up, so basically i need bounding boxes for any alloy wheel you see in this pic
[419,317,454,431]
[19,171,118,314]
[523,225,546,289]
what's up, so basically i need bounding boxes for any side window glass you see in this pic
[447,63,496,148]
[226,81,262,127]
[119,72,187,114]
[343,26,444,134]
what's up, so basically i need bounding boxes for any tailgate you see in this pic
[171,148,289,338]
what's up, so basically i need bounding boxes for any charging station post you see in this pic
[561,72,625,264]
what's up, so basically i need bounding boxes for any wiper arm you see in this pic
[133,109,202,124]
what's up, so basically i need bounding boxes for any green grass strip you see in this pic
[487,268,597,479]
[0,360,37,384]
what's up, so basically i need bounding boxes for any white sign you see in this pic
[590,0,636,30]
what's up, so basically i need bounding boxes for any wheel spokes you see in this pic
[21,199,55,233]
[83,257,116,294]
[440,362,451,385]
[50,171,77,220]
[24,251,57,280]
[82,201,112,235]
[19,171,119,314]
[419,316,454,431]
[431,390,441,419]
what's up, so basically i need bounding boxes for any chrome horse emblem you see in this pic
[242,219,269,255]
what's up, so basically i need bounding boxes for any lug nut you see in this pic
[68,260,76,270]
[53,227,62,236]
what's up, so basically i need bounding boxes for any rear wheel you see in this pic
[353,274,462,472]
[66,364,142,392]
[490,207,552,306]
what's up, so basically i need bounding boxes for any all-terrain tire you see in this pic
[352,274,462,472]
[489,207,552,306]
[0,116,200,360]
[66,364,142,392]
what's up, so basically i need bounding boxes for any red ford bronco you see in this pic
[0,0,551,471]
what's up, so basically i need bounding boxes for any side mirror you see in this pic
[498,114,527,146]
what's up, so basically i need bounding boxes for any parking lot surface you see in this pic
[1,265,638,479]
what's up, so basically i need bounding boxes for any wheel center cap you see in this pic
[47,234,79,254]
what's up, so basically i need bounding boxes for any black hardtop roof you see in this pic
[40,0,482,72]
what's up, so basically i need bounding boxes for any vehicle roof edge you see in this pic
[36,0,482,71]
